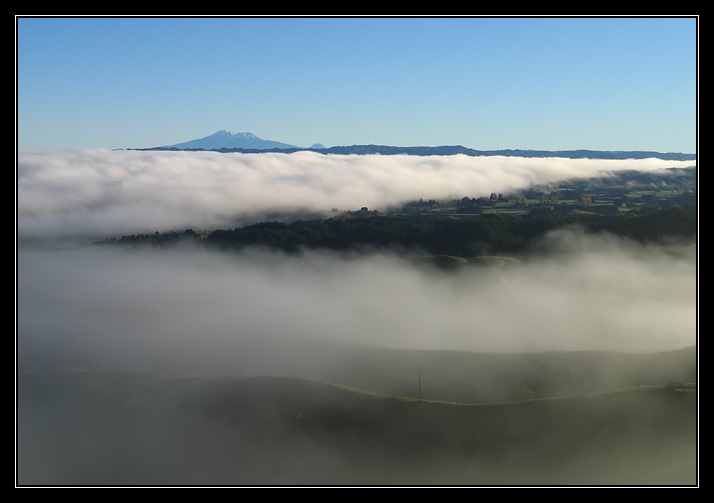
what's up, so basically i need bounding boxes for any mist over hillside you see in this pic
[16,147,698,370]
[16,148,697,486]
[18,226,696,373]
[17,370,696,486]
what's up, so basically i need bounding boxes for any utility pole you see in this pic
[418,368,422,401]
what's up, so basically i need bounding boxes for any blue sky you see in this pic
[16,16,697,152]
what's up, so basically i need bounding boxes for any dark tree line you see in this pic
[108,204,696,258]
[196,204,695,258]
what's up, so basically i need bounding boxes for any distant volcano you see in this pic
[149,131,696,161]
[163,130,299,150]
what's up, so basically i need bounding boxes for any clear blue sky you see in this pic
[16,16,697,152]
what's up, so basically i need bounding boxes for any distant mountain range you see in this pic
[142,130,696,161]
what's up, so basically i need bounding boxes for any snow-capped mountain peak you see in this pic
[163,130,298,150]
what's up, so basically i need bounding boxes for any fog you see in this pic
[16,149,697,485]
[17,232,695,378]
[17,149,695,239]
[16,149,697,372]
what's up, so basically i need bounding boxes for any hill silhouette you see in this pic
[17,353,696,486]
[140,130,696,161]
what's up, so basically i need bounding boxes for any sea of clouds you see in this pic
[16,149,697,372]
[17,149,695,238]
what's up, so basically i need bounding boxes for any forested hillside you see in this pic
[104,166,696,260]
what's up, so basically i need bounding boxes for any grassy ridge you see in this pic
[333,381,697,406]
[17,363,697,486]
[251,341,697,405]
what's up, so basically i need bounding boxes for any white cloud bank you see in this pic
[16,149,697,371]
[17,149,695,238]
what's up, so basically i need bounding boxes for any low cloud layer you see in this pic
[17,149,695,238]
[17,231,696,377]
[16,148,697,487]
[16,149,697,372]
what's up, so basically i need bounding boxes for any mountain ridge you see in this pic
[142,130,696,161]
